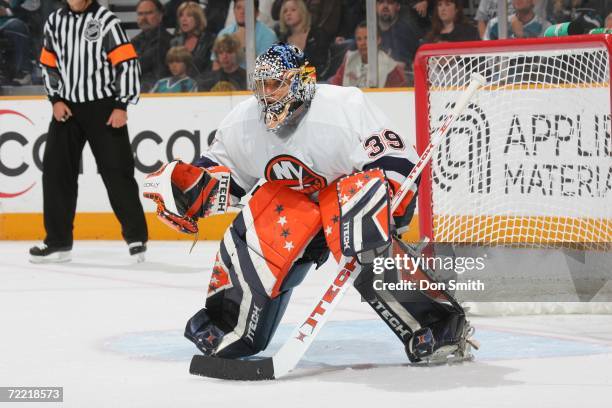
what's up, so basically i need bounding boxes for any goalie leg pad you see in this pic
[234,182,322,298]
[185,288,293,358]
[185,182,322,358]
[354,238,474,363]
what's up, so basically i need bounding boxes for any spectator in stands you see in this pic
[328,1,365,78]
[199,34,246,91]
[163,0,204,30]
[151,46,198,93]
[424,0,480,43]
[476,0,515,38]
[606,12,612,29]
[213,0,277,70]
[132,0,172,92]
[484,0,550,40]
[377,0,422,69]
[272,0,343,38]
[548,0,603,30]
[0,0,32,84]
[6,0,44,54]
[276,0,330,75]
[329,21,406,88]
[171,1,215,75]
[163,1,233,36]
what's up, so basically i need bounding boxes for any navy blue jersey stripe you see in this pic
[364,156,416,177]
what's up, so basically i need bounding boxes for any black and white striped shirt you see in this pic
[39,1,141,109]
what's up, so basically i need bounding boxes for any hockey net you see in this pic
[414,35,612,314]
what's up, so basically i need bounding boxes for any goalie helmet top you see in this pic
[252,43,316,133]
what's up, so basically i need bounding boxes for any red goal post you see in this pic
[414,35,612,249]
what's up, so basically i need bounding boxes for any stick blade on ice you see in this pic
[190,355,275,381]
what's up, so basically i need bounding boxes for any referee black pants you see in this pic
[42,98,148,248]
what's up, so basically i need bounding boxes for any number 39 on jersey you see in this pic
[363,129,406,158]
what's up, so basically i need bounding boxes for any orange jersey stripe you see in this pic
[39,47,58,68]
[107,43,138,66]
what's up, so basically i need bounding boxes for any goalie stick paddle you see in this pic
[189,73,487,381]
[190,354,275,380]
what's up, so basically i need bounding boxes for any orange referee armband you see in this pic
[107,43,138,66]
[40,47,58,68]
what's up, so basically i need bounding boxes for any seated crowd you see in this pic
[0,0,610,91]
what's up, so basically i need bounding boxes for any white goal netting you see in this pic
[422,43,611,250]
[416,39,612,314]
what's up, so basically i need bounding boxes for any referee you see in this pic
[30,0,148,263]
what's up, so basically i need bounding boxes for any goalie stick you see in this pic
[190,73,487,381]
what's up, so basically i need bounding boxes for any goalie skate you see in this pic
[407,316,479,365]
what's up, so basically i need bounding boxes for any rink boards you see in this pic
[0,90,416,240]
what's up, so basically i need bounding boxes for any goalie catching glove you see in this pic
[142,161,231,233]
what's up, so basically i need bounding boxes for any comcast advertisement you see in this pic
[0,96,247,213]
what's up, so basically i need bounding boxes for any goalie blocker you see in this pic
[143,163,475,364]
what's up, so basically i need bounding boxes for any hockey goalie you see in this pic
[142,43,477,365]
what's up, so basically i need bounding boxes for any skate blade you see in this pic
[419,342,477,366]
[421,348,475,365]
[132,252,146,263]
[29,251,71,264]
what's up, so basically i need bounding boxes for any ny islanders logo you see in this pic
[264,155,327,194]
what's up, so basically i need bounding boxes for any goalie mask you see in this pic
[252,43,316,133]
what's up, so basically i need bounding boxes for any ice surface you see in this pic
[1,241,611,408]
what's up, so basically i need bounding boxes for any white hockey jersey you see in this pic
[199,84,418,197]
